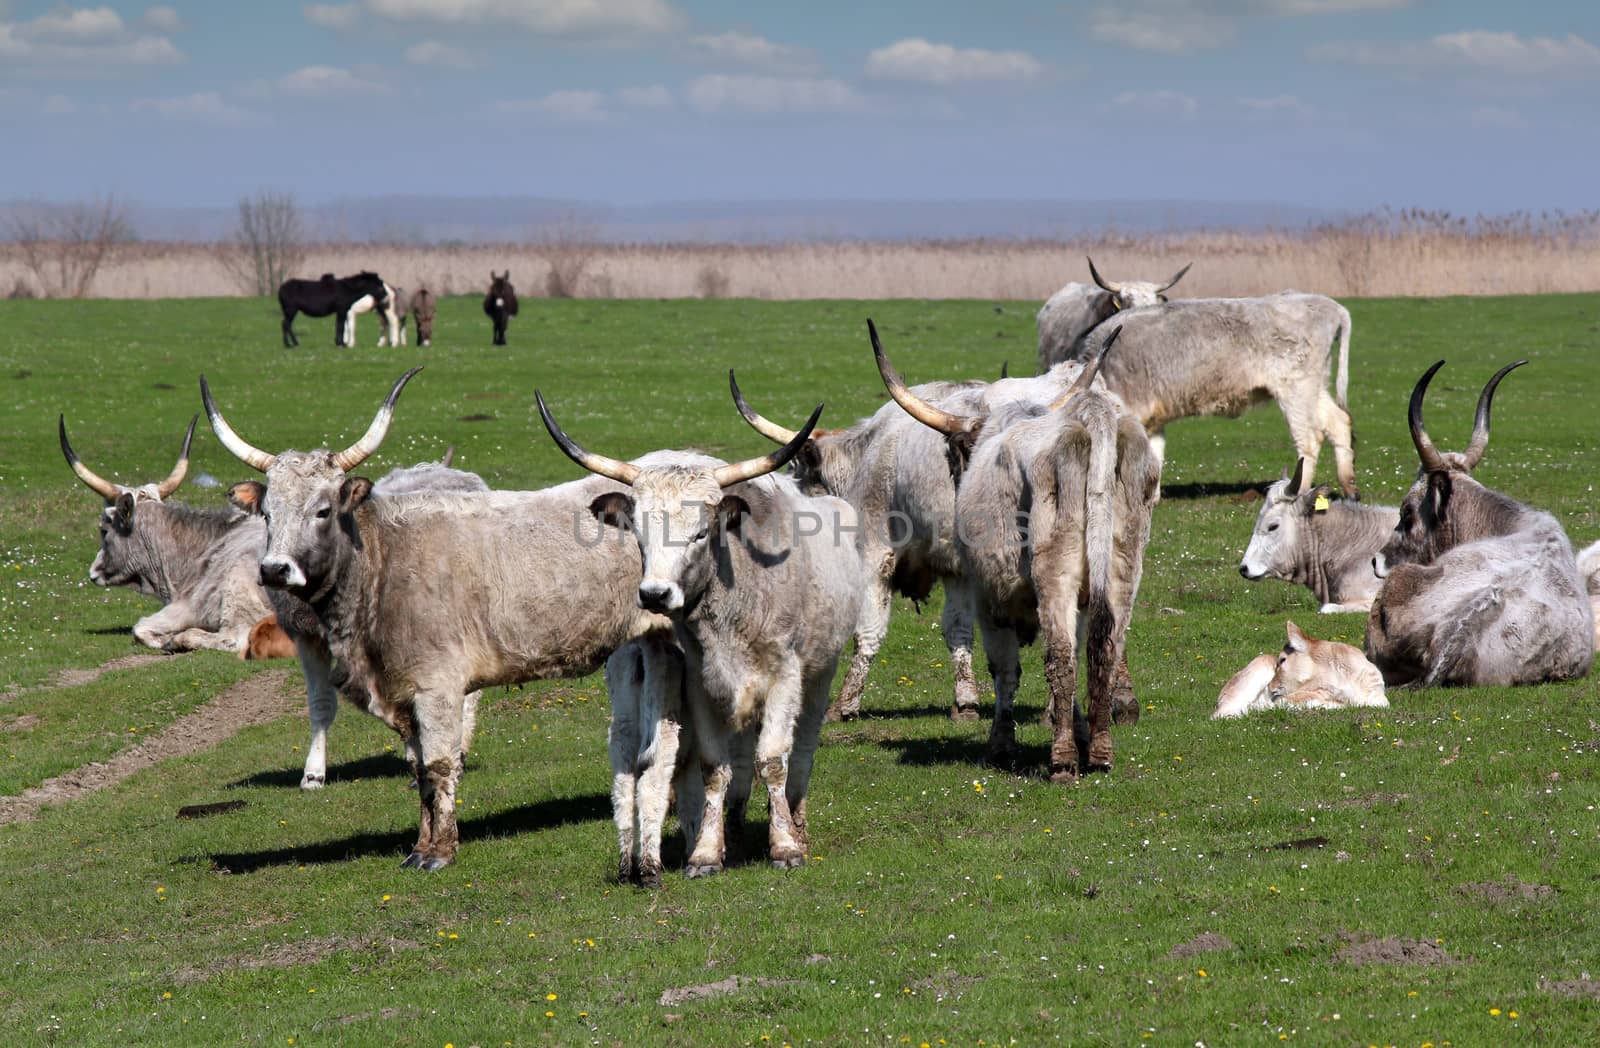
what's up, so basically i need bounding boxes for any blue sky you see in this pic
[3,1,1598,212]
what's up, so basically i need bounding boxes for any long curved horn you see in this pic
[59,415,121,500]
[1158,262,1193,293]
[535,391,641,486]
[332,367,423,472]
[154,414,198,498]
[869,319,979,436]
[1284,456,1305,497]
[200,375,277,474]
[729,370,801,445]
[1463,359,1527,470]
[713,403,824,488]
[1086,256,1121,294]
[1047,326,1120,410]
[1408,360,1447,473]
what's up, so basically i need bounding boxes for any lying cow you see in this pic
[539,394,864,877]
[1367,361,1592,687]
[204,368,689,870]
[1035,257,1191,373]
[1239,458,1399,613]
[875,323,1158,781]
[1213,621,1388,718]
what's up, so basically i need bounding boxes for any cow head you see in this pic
[1373,359,1527,578]
[1239,457,1331,580]
[1267,621,1350,702]
[1087,256,1191,311]
[203,368,420,600]
[59,414,196,588]
[538,392,821,616]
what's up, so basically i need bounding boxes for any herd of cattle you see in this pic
[58,259,1600,880]
[275,270,520,349]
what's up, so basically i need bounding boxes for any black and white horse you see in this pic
[276,271,391,348]
[375,285,407,347]
[483,271,518,346]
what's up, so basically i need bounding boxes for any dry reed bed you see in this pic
[6,226,1599,301]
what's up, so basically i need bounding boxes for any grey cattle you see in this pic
[1035,258,1191,373]
[204,368,674,870]
[1049,291,1358,498]
[61,414,273,655]
[540,395,865,877]
[1239,458,1398,613]
[875,324,1159,781]
[1366,361,1592,687]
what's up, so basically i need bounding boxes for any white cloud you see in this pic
[303,3,361,30]
[142,5,183,31]
[278,65,387,95]
[499,89,609,122]
[0,5,182,70]
[344,0,683,36]
[1239,92,1311,117]
[41,92,76,114]
[685,73,864,114]
[1090,9,1234,53]
[404,39,478,68]
[616,83,672,109]
[18,5,124,42]
[865,38,1043,84]
[1310,30,1600,78]
[131,91,252,124]
[1112,89,1199,115]
[681,31,817,74]
[1260,1,1413,12]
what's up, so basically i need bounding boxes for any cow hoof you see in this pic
[300,775,325,790]
[950,705,980,723]
[419,855,452,872]
[771,852,806,870]
[638,864,663,890]
[824,704,858,723]
[984,741,1021,770]
[685,862,723,879]
[1049,764,1080,785]
[617,857,636,885]
[400,852,424,869]
[1085,761,1112,776]
[1111,696,1140,726]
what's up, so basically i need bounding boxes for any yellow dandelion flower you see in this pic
[381,894,391,902]
[1489,1008,1501,1016]
[1509,1011,1518,1019]
[162,991,172,999]
[1196,969,1207,977]
[545,1011,554,1018]
[547,993,558,1001]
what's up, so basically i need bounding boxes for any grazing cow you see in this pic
[1366,361,1592,687]
[538,394,865,876]
[277,271,391,349]
[203,368,681,869]
[484,271,518,346]
[1035,257,1191,373]
[411,286,437,346]
[1047,291,1358,498]
[874,325,1159,781]
[1213,621,1388,718]
[1239,458,1399,613]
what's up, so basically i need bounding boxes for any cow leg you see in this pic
[1146,427,1166,470]
[296,638,338,790]
[1110,655,1139,725]
[606,647,643,883]
[683,679,732,878]
[981,617,1023,769]
[786,669,834,853]
[130,603,193,651]
[1037,572,1084,782]
[459,689,480,765]
[942,576,982,720]
[404,691,466,871]
[636,662,688,889]
[1317,392,1359,500]
[1278,395,1325,496]
[754,666,807,868]
[829,555,892,721]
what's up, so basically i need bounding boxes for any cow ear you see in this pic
[1284,620,1309,652]
[339,476,374,515]
[113,491,136,528]
[229,481,266,515]
[589,491,634,529]
[1425,472,1452,522]
[716,495,751,535]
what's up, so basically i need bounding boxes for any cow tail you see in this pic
[1335,311,1352,412]
[1083,413,1120,716]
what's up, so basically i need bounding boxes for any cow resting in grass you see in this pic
[875,323,1158,781]
[204,368,680,870]
[540,394,865,877]
[1366,361,1592,687]
[1047,290,1357,498]
[1213,621,1388,718]
[1035,257,1191,373]
[1239,457,1399,613]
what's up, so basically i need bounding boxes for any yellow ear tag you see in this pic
[1313,494,1331,512]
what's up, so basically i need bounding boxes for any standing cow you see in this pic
[1035,258,1191,373]
[1239,458,1398,613]
[203,368,686,870]
[484,271,518,346]
[1366,361,1592,687]
[538,394,865,876]
[874,324,1159,780]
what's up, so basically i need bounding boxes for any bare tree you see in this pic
[216,191,307,296]
[5,196,135,298]
[535,216,601,298]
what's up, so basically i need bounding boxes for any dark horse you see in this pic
[483,271,518,346]
[277,271,390,348]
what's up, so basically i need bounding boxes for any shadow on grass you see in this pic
[196,791,611,873]
[227,751,415,789]
[875,733,1058,781]
[85,625,135,636]
[1161,480,1267,500]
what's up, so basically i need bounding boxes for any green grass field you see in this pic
[2,294,1598,1046]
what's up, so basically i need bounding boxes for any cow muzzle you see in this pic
[637,581,684,614]
[259,556,308,590]
[89,551,110,587]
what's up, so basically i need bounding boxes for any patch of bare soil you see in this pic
[1334,932,1456,968]
[1169,933,1235,960]
[2,713,40,732]
[658,975,794,1006]
[1541,977,1600,1001]
[2,652,174,703]
[910,971,981,1000]
[1457,879,1554,904]
[0,670,297,826]
[172,935,423,985]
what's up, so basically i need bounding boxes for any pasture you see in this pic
[2,293,1598,1046]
